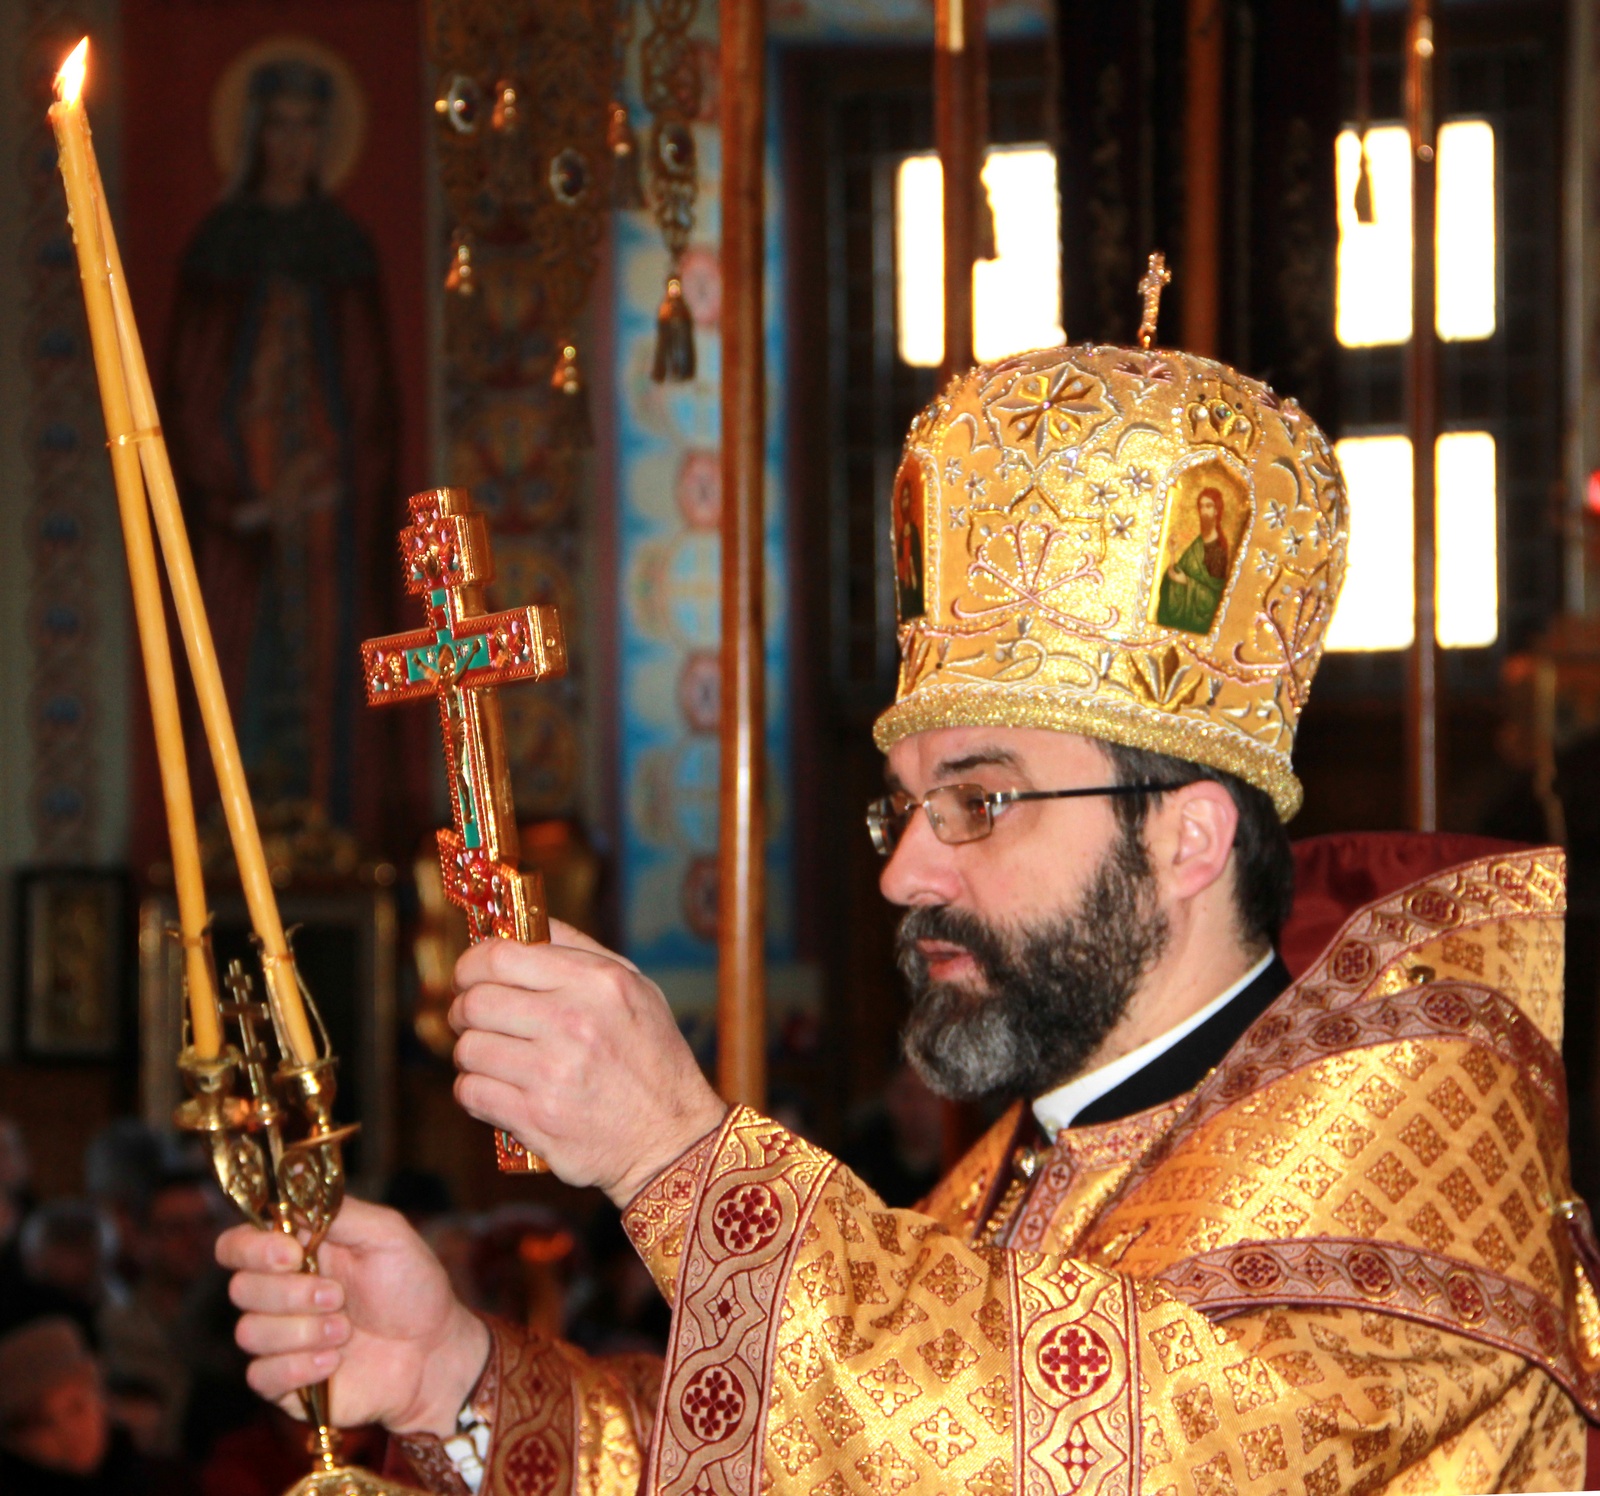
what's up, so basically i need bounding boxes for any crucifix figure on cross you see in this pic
[361,487,567,1172]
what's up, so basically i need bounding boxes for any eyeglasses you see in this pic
[865,782,1167,857]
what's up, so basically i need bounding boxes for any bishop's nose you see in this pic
[878,805,963,910]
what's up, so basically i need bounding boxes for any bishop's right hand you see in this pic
[218,1197,489,1439]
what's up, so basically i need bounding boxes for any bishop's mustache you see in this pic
[895,904,1012,990]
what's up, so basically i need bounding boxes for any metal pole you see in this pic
[1182,0,1225,355]
[717,0,767,1109]
[934,0,986,1167]
[1564,0,1593,616]
[936,0,982,381]
[1406,0,1441,830]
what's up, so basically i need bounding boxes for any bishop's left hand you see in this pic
[450,922,728,1206]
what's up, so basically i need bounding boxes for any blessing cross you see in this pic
[362,487,567,1172]
[1137,250,1172,350]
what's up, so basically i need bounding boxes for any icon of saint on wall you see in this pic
[165,37,397,845]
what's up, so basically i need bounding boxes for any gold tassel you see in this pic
[492,79,520,135]
[552,343,582,396]
[609,103,645,209]
[652,275,695,383]
[550,344,592,447]
[445,231,474,296]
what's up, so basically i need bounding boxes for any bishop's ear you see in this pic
[1153,779,1240,904]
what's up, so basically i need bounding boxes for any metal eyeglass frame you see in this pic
[866,782,1169,857]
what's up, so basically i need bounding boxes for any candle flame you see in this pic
[55,38,88,106]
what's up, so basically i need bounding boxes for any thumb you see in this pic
[322,1196,408,1249]
[547,918,640,973]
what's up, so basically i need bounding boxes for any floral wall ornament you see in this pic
[426,0,616,429]
[424,0,623,822]
[608,0,645,208]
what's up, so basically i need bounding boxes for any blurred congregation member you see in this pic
[83,1121,185,1291]
[0,1117,37,1328]
[837,1061,944,1207]
[380,1167,454,1231]
[0,1315,193,1494]
[100,1169,243,1460]
[0,1118,31,1247]
[18,1201,121,1340]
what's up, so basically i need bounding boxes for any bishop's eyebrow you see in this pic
[931,747,1023,780]
[883,746,1024,796]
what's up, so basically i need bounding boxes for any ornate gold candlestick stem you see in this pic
[176,958,415,1495]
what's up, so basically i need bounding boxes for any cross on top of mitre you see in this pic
[1138,250,1173,349]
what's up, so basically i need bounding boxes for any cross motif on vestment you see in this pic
[362,488,568,1171]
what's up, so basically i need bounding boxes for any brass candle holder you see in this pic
[175,939,418,1496]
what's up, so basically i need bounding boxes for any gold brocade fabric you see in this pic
[395,849,1596,1496]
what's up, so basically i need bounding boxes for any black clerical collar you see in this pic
[1031,952,1292,1134]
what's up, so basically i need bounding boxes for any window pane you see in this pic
[1327,432,1499,651]
[1334,121,1496,348]
[973,148,1065,362]
[1436,431,1498,646]
[1335,126,1414,347]
[1327,435,1416,648]
[895,146,1064,368]
[1436,121,1496,340]
[896,155,945,368]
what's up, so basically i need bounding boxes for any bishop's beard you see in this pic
[897,823,1170,1101]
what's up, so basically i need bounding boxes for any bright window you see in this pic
[1435,431,1498,646]
[1436,121,1497,340]
[895,145,1065,368]
[1326,431,1498,651]
[1335,127,1414,347]
[1334,119,1497,347]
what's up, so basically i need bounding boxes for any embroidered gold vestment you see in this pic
[396,846,1600,1496]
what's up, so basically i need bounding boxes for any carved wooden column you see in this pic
[718,0,766,1109]
[1407,0,1441,830]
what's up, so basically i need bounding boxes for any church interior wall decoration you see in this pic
[17,0,129,868]
[611,2,800,1044]
[427,0,617,832]
[18,869,128,1060]
[166,33,400,862]
[113,0,433,887]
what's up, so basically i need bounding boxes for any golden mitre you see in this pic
[872,338,1349,819]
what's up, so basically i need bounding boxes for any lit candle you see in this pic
[52,39,318,1066]
[50,40,224,1060]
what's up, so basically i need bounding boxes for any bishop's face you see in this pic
[879,726,1126,952]
[878,725,1170,1099]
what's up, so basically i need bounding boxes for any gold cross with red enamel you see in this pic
[362,487,567,1172]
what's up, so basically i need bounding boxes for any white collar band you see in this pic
[1031,950,1274,1139]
